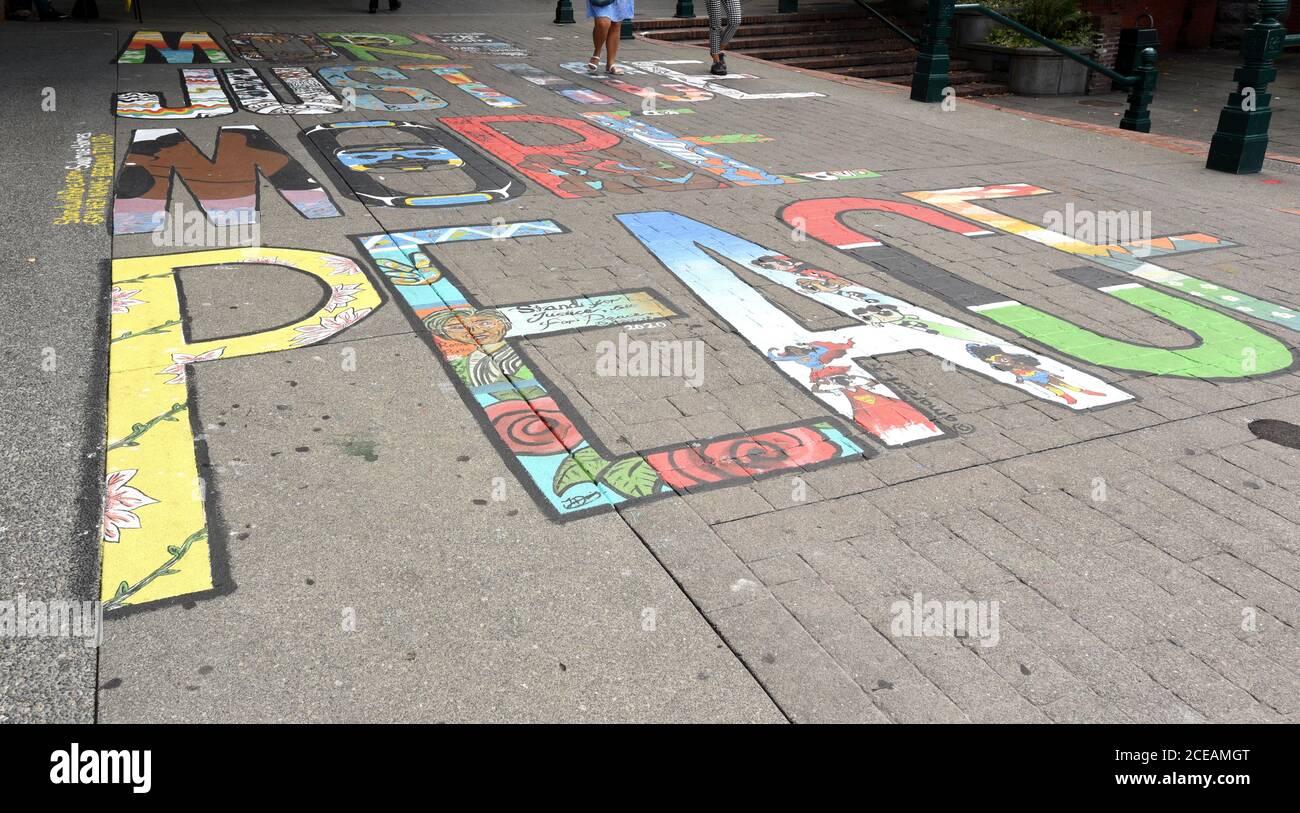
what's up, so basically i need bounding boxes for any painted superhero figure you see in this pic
[809,370,940,440]
[966,343,1106,405]
[753,254,853,294]
[766,339,854,370]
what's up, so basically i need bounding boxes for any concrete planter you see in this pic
[1005,45,1092,95]
[959,41,1014,75]
[952,8,1003,46]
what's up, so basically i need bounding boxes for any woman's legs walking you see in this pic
[604,18,621,70]
[708,0,742,73]
[591,16,612,69]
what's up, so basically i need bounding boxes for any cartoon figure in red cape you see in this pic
[810,368,939,439]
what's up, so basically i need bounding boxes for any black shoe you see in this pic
[39,10,69,19]
[389,0,401,8]
[368,0,378,11]
[710,56,727,76]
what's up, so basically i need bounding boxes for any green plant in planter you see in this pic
[984,0,1095,47]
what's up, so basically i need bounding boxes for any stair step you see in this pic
[633,9,1017,95]
[732,40,915,60]
[633,10,884,31]
[721,29,909,50]
[825,59,975,78]
[782,49,918,70]
[644,18,888,41]
[828,64,917,79]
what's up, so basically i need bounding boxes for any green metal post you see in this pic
[1207,0,1289,174]
[911,0,955,103]
[674,0,695,18]
[621,17,634,39]
[779,0,798,12]
[554,0,575,25]
[1119,47,1157,133]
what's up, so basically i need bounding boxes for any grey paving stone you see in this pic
[772,578,968,723]
[708,597,888,723]
[748,553,816,587]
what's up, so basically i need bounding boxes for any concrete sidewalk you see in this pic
[3,0,1300,724]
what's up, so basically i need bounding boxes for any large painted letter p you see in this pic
[103,248,379,612]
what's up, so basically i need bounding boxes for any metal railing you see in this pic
[852,0,919,47]
[909,1,1157,133]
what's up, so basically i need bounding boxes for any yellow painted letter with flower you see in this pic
[103,248,379,611]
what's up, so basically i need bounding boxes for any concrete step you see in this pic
[643,18,888,42]
[826,59,977,79]
[633,9,883,31]
[782,49,919,70]
[729,39,916,60]
[719,28,910,50]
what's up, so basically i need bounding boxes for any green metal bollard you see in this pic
[621,17,634,39]
[1119,47,1157,133]
[1207,0,1289,174]
[554,0,575,25]
[910,0,955,103]
[674,0,695,18]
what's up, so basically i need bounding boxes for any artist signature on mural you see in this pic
[560,492,604,510]
[872,370,975,436]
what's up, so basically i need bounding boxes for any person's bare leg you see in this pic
[604,22,620,72]
[590,18,610,70]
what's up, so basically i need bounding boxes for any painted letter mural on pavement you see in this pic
[354,220,867,518]
[317,32,450,62]
[304,119,521,208]
[495,63,616,105]
[396,64,523,108]
[440,114,729,198]
[103,248,380,612]
[619,211,1130,447]
[318,66,447,111]
[783,194,1294,379]
[116,31,231,64]
[225,32,339,62]
[905,184,1300,333]
[224,67,345,115]
[115,67,234,119]
[113,125,341,235]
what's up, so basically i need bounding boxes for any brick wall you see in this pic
[1080,0,1219,49]
[1088,12,1123,93]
